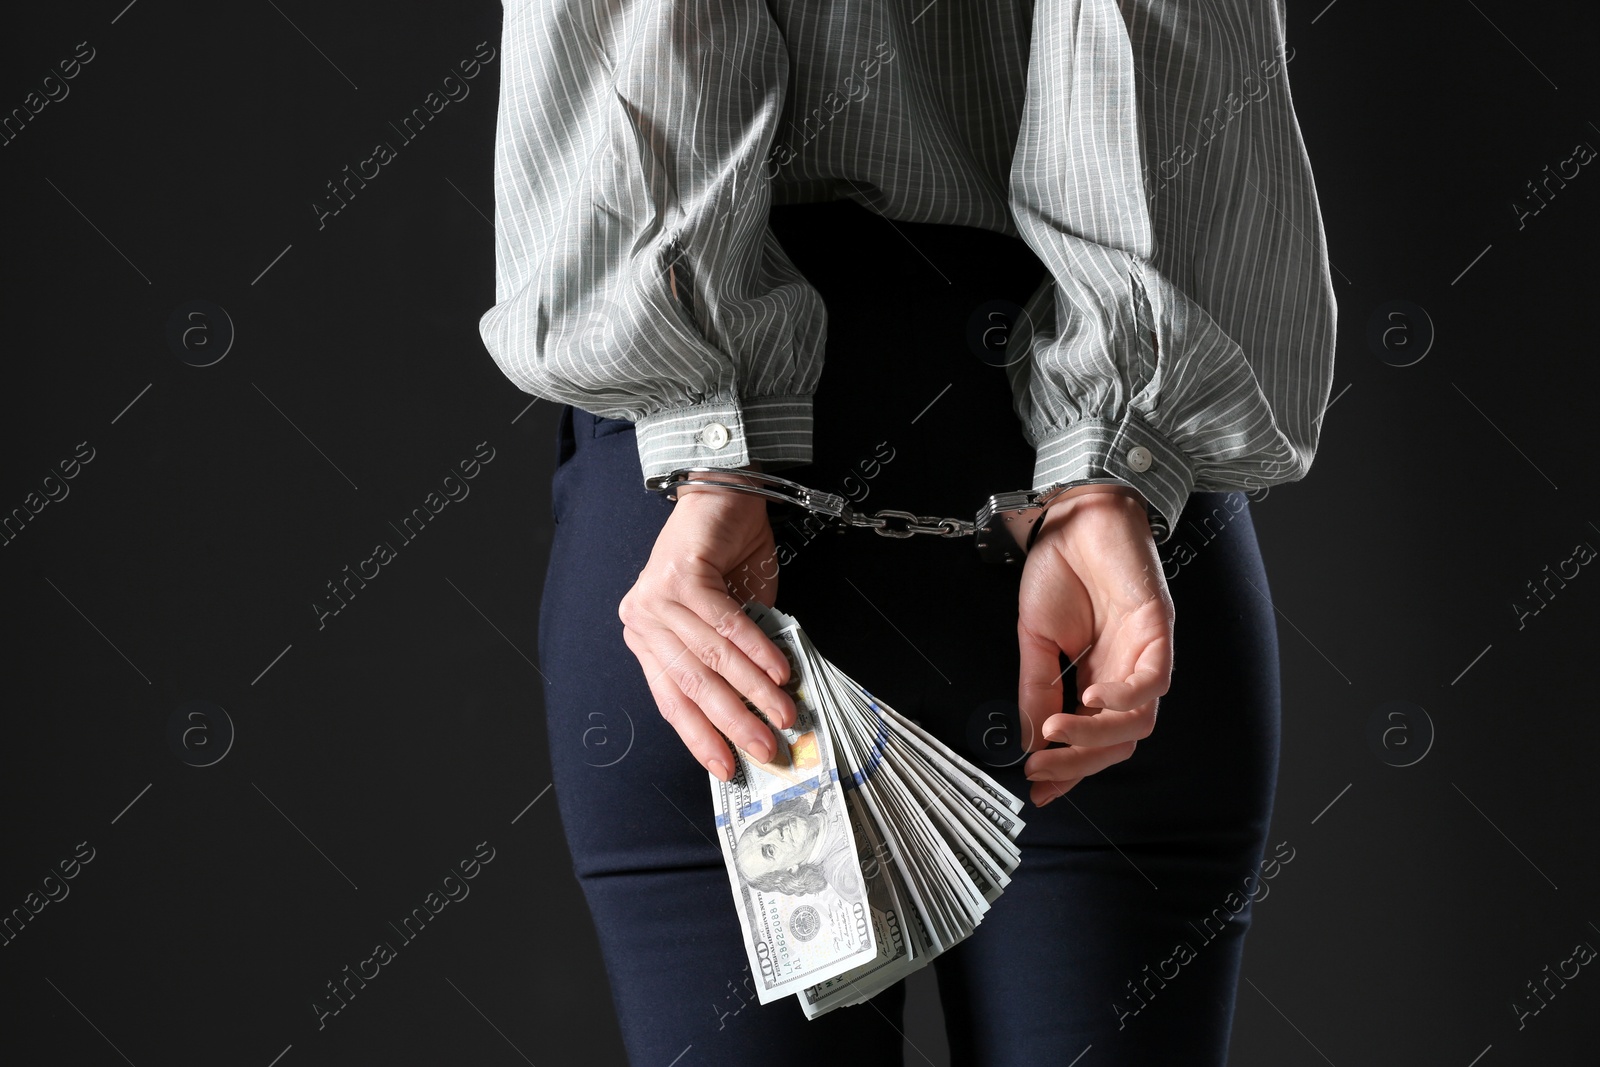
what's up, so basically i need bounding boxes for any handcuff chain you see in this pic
[845,508,975,539]
[644,466,1160,563]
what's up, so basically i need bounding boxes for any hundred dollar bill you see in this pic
[709,604,877,1004]
[800,788,917,1017]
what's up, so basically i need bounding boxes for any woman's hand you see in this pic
[618,473,798,782]
[1016,485,1174,807]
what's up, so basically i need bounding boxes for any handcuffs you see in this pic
[645,466,1166,564]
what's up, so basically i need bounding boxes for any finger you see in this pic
[625,630,738,781]
[678,581,794,695]
[1024,739,1139,783]
[1082,666,1168,715]
[1041,701,1157,747]
[659,599,797,730]
[656,601,793,735]
[1080,624,1173,713]
[1030,777,1083,808]
[1017,622,1067,755]
[636,618,779,764]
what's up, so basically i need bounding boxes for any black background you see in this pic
[2,1,1597,1064]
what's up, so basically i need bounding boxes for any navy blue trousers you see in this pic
[537,200,1281,1065]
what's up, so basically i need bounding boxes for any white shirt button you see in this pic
[1126,445,1153,472]
[700,421,730,450]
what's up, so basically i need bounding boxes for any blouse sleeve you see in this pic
[1003,0,1337,544]
[477,0,824,484]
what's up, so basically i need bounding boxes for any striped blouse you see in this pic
[476,0,1337,545]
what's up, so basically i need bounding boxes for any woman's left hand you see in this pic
[1015,485,1175,807]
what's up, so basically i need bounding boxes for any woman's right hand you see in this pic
[618,477,798,782]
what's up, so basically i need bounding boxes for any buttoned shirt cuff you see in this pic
[634,393,815,485]
[1030,414,1194,545]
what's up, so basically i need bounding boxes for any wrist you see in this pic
[672,461,766,499]
[1037,484,1151,539]
[1051,483,1142,504]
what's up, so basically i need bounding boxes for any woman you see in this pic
[481,2,1335,1063]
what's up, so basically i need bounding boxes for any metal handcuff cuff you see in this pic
[645,466,1167,564]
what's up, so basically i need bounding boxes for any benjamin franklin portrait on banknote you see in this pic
[732,787,866,904]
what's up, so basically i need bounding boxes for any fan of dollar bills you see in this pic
[710,602,1027,1019]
